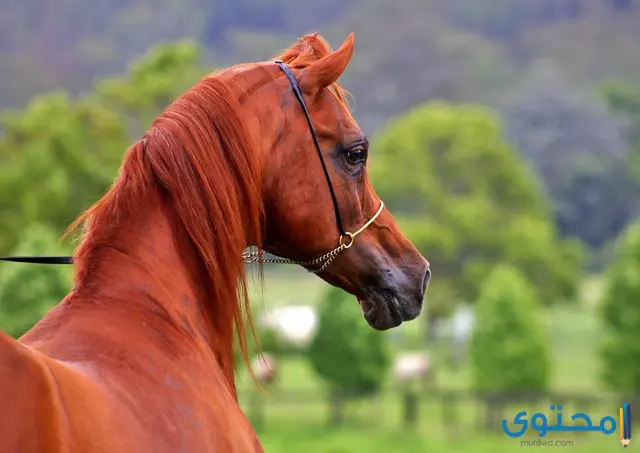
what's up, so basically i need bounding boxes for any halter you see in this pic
[0,61,385,274]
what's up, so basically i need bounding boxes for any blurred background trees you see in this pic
[503,63,637,253]
[308,286,391,426]
[0,224,72,337]
[469,265,550,395]
[599,220,640,395]
[601,80,640,183]
[370,102,583,339]
[0,93,126,252]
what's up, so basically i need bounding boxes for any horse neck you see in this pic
[70,187,241,391]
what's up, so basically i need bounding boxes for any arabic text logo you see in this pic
[501,402,631,447]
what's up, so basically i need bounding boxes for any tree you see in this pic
[94,40,203,135]
[503,62,638,250]
[469,264,550,394]
[0,0,208,111]
[599,221,640,394]
[308,286,392,425]
[334,5,516,134]
[0,41,205,255]
[255,325,283,355]
[369,101,582,333]
[0,92,127,253]
[439,0,585,41]
[601,79,640,183]
[0,224,73,338]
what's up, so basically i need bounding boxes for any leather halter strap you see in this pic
[274,60,345,236]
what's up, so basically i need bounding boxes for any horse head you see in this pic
[222,33,431,330]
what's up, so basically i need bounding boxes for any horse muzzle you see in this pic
[358,264,431,330]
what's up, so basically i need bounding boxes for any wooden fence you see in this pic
[241,386,637,435]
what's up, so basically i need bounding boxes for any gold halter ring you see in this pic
[338,200,385,250]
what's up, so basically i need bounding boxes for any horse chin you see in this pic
[357,296,404,331]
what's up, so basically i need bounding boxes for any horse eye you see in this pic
[345,148,367,165]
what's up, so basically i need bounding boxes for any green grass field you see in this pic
[238,270,619,452]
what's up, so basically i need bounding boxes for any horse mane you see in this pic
[63,33,350,391]
[65,74,263,388]
[274,33,353,115]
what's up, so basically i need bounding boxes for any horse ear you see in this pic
[299,33,354,95]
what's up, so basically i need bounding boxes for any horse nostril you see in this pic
[420,267,431,300]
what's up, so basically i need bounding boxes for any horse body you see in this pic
[1,191,261,452]
[0,330,259,453]
[1,32,430,452]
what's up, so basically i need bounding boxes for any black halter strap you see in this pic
[274,60,346,237]
[0,61,347,266]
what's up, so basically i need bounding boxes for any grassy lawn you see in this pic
[238,271,615,452]
[241,356,616,452]
[258,425,615,453]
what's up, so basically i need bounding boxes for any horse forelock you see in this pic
[66,74,264,389]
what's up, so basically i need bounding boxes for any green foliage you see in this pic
[308,286,391,398]
[257,325,284,356]
[234,322,284,372]
[601,80,640,146]
[601,80,640,183]
[0,41,207,340]
[94,40,203,133]
[0,224,73,338]
[0,41,205,255]
[370,101,583,313]
[504,65,637,250]
[599,220,640,393]
[3,0,640,135]
[469,265,550,393]
[0,92,127,252]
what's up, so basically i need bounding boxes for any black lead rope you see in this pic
[0,61,346,266]
[274,60,346,237]
[0,256,73,264]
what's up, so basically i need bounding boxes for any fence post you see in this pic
[441,390,459,437]
[329,390,344,427]
[248,388,265,431]
[402,388,419,428]
[483,392,502,433]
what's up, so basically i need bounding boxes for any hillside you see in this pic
[3,0,640,134]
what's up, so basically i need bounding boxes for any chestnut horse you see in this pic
[0,33,430,452]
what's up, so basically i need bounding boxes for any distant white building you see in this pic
[448,304,475,368]
[393,351,433,385]
[451,305,475,342]
[258,304,318,347]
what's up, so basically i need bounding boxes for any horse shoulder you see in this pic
[0,331,67,453]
